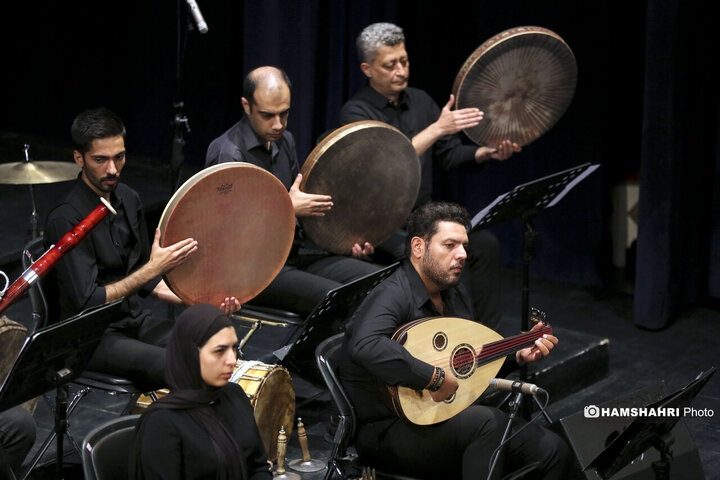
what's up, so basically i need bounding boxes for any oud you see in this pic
[387,314,551,425]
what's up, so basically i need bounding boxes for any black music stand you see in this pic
[471,163,598,416]
[272,262,400,387]
[0,300,122,480]
[586,367,716,480]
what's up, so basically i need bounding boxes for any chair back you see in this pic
[82,414,140,480]
[315,333,357,456]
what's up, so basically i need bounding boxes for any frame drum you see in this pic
[159,163,295,305]
[452,26,577,147]
[299,120,420,255]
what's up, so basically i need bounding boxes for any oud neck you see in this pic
[477,325,553,364]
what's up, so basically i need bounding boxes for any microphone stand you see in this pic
[487,391,523,480]
[170,0,195,193]
[486,388,553,480]
[167,0,198,321]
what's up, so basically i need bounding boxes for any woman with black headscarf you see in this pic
[131,303,272,479]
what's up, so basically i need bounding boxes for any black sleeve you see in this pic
[137,410,185,480]
[345,281,435,390]
[206,138,245,168]
[44,206,107,313]
[129,189,162,296]
[339,100,384,125]
[225,384,273,480]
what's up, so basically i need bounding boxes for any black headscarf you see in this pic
[131,304,245,480]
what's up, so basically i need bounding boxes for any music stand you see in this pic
[0,300,122,480]
[586,367,716,480]
[272,262,400,387]
[471,163,598,416]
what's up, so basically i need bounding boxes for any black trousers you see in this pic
[376,228,502,328]
[87,311,174,390]
[355,406,570,480]
[0,406,36,475]
[249,255,381,315]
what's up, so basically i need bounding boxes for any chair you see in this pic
[19,238,155,478]
[315,334,419,480]
[81,414,139,480]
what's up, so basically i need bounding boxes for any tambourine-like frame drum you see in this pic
[159,163,295,305]
[299,120,420,255]
[452,26,577,147]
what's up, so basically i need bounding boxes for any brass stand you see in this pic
[273,426,301,480]
[288,418,325,472]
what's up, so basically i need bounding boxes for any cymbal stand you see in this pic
[23,145,40,239]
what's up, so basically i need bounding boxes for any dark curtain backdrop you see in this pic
[2,1,717,327]
[634,0,720,329]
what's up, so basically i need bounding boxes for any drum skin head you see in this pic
[452,26,577,147]
[299,120,420,255]
[159,163,295,305]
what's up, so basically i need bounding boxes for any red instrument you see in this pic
[0,198,117,316]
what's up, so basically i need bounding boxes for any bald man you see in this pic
[206,67,378,316]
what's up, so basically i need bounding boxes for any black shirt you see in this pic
[136,383,272,480]
[44,176,160,327]
[205,116,298,190]
[339,85,479,208]
[338,259,517,423]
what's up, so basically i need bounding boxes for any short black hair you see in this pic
[405,202,471,257]
[242,67,292,107]
[71,108,126,154]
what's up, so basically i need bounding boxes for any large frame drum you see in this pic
[299,120,420,255]
[158,163,295,305]
[452,26,577,147]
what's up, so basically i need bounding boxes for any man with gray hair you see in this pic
[340,22,521,328]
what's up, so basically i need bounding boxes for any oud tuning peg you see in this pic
[530,307,547,324]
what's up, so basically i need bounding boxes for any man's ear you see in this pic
[241,97,251,116]
[410,236,425,259]
[360,62,372,79]
[72,150,84,168]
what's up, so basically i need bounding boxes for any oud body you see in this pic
[388,316,551,425]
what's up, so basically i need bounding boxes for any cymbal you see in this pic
[452,26,577,147]
[0,161,79,185]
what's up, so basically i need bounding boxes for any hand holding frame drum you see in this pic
[299,120,420,255]
[158,163,295,306]
[452,26,577,147]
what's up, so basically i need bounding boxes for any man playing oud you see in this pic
[337,202,569,479]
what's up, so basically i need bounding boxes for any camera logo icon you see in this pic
[584,405,600,418]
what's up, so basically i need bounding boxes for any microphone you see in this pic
[185,0,209,34]
[488,378,545,395]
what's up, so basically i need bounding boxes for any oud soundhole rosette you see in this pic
[433,332,448,351]
[451,343,477,379]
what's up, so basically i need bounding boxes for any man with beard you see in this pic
[44,108,238,388]
[337,202,569,479]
